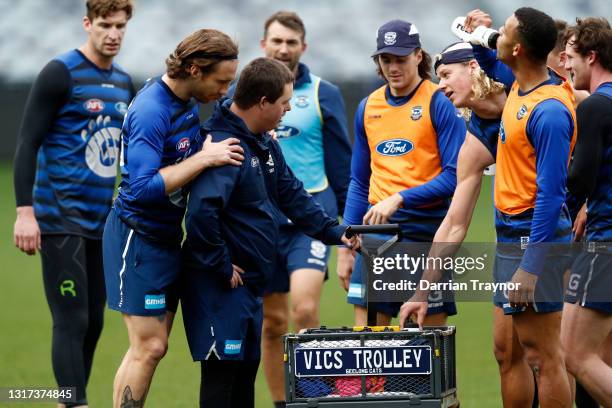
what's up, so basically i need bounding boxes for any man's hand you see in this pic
[200,134,244,168]
[464,9,493,32]
[14,206,41,255]
[363,193,403,225]
[229,264,245,289]
[340,233,360,252]
[337,247,355,291]
[573,203,587,242]
[399,298,428,330]
[508,268,537,308]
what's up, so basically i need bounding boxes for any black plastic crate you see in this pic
[284,326,457,407]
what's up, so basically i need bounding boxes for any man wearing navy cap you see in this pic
[339,20,465,333]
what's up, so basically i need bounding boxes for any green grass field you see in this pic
[0,161,501,407]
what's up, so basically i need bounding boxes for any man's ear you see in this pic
[468,59,479,74]
[414,49,423,64]
[83,16,92,33]
[586,50,597,66]
[559,51,567,67]
[512,43,521,57]
[259,96,268,109]
[188,65,201,78]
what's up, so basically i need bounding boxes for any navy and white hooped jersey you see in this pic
[33,49,133,238]
[114,77,201,246]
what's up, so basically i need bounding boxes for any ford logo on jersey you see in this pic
[376,139,413,156]
[276,125,300,138]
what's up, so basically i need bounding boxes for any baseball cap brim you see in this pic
[371,45,418,57]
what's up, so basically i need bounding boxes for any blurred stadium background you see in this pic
[0,0,608,406]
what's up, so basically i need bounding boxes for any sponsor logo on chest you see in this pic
[84,98,105,113]
[375,139,414,156]
[176,137,191,152]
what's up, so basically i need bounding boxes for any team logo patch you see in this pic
[520,236,529,250]
[383,31,397,45]
[144,294,166,310]
[251,157,260,168]
[83,115,121,178]
[275,125,300,138]
[224,340,242,355]
[375,139,414,156]
[295,95,310,108]
[266,153,275,173]
[516,104,528,120]
[499,121,506,144]
[411,106,423,121]
[115,101,128,115]
[176,137,190,152]
[84,98,105,113]
[310,241,327,259]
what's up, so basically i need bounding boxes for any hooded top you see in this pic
[181,98,346,294]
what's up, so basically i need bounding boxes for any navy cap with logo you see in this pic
[373,19,421,57]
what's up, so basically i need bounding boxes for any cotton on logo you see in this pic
[84,98,105,113]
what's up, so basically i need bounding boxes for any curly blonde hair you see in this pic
[456,62,505,120]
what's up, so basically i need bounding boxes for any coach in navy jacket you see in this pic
[182,96,347,294]
[180,58,355,407]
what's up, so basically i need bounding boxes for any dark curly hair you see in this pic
[565,17,612,72]
[514,7,557,63]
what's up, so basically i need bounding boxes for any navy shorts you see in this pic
[181,267,263,361]
[265,187,337,294]
[103,208,180,316]
[493,250,568,315]
[347,234,457,318]
[565,247,612,313]
[265,227,330,294]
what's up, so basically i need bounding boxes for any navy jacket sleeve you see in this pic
[184,139,241,281]
[398,91,465,207]
[520,99,574,275]
[343,98,371,225]
[473,45,515,91]
[13,60,71,206]
[124,103,169,203]
[319,80,352,214]
[272,142,346,244]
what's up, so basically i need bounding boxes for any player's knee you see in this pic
[564,350,582,377]
[292,300,318,329]
[263,310,288,339]
[492,339,509,368]
[56,307,89,337]
[133,336,168,363]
